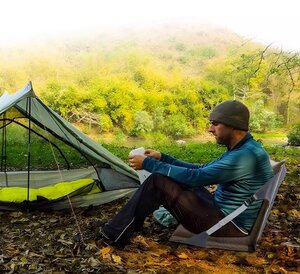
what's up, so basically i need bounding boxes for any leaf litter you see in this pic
[0,168,299,273]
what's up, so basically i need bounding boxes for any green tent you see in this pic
[0,82,139,210]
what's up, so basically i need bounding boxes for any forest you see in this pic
[0,23,299,139]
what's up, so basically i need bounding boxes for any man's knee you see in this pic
[151,173,186,195]
[151,173,172,188]
[143,173,168,191]
[151,173,167,181]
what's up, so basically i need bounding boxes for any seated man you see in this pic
[98,100,274,247]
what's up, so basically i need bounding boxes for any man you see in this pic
[91,100,274,247]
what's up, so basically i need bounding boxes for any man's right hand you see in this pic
[144,149,161,161]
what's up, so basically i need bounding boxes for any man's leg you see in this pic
[102,173,244,246]
[102,174,166,245]
[150,175,245,237]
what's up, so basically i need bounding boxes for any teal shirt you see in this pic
[142,133,274,232]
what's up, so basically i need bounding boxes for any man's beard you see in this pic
[215,135,231,146]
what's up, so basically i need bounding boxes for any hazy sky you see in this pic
[0,0,299,52]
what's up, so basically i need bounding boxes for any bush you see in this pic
[98,114,113,132]
[130,111,154,137]
[143,131,172,146]
[287,123,300,146]
[165,114,195,138]
[250,100,282,132]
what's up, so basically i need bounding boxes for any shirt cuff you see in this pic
[142,157,156,172]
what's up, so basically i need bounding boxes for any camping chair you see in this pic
[169,160,286,252]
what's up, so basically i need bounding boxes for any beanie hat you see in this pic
[209,100,249,131]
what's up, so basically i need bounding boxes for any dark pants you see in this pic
[102,174,245,245]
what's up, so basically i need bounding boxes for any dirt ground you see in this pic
[0,167,299,273]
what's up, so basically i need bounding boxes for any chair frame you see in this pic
[169,161,286,252]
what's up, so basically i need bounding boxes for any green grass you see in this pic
[1,126,300,189]
[102,142,226,163]
[103,140,300,188]
[252,132,287,138]
[3,137,300,169]
[0,124,89,170]
[1,141,89,170]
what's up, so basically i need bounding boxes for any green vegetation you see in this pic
[104,138,300,190]
[0,25,298,273]
[287,123,300,146]
[0,24,299,140]
[0,123,90,171]
[2,132,300,189]
[102,142,226,164]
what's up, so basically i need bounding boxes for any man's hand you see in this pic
[144,149,161,160]
[128,154,147,170]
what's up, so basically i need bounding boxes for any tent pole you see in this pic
[1,113,8,186]
[26,97,32,208]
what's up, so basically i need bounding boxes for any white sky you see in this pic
[0,0,299,52]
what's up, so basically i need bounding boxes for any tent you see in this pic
[0,82,139,210]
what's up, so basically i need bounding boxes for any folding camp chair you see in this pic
[169,160,286,252]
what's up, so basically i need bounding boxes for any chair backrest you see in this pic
[249,161,286,246]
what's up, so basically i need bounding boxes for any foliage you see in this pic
[187,46,217,60]
[0,123,89,170]
[103,141,226,164]
[164,114,195,138]
[130,111,154,136]
[0,25,299,273]
[250,100,282,132]
[0,25,299,138]
[287,123,300,146]
[98,114,114,132]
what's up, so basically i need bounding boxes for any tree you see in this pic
[250,100,282,132]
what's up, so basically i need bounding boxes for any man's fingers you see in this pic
[129,156,138,168]
[128,155,146,170]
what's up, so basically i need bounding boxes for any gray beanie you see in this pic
[209,100,249,131]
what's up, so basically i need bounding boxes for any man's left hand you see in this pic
[128,155,147,170]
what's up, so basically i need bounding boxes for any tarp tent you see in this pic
[0,82,139,210]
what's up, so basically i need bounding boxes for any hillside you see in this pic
[0,23,245,85]
[0,23,299,136]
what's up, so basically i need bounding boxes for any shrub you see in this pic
[153,107,165,132]
[130,111,154,137]
[287,123,300,146]
[98,114,113,132]
[250,100,282,132]
[165,114,195,138]
[145,131,172,146]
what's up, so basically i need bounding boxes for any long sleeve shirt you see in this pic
[142,133,274,232]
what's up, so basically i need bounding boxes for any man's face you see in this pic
[208,121,234,146]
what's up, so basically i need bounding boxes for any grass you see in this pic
[0,124,90,170]
[2,140,90,170]
[1,125,300,182]
[102,142,226,163]
[101,135,300,189]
